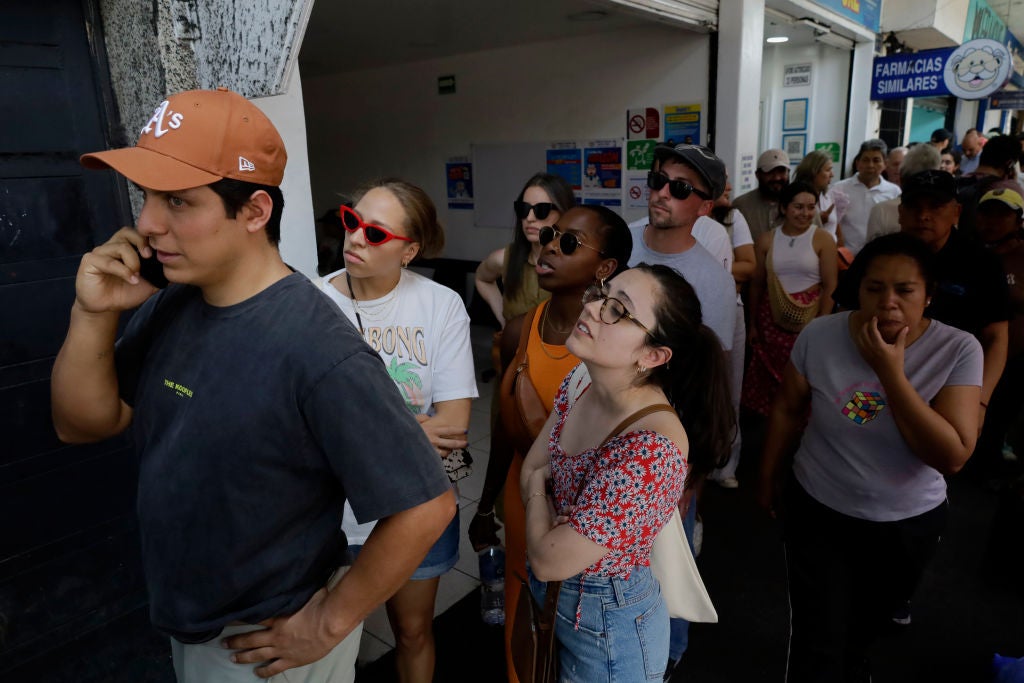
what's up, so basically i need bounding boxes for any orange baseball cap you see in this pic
[81,87,287,191]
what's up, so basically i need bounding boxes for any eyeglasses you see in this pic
[513,201,557,221]
[647,171,711,201]
[539,225,605,256]
[340,205,415,246]
[582,285,660,340]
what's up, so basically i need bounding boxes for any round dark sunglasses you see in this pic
[513,201,556,221]
[647,171,712,201]
[340,205,414,246]
[539,225,605,256]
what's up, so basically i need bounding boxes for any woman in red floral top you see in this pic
[521,264,734,681]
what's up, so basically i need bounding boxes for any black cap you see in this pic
[901,170,958,204]
[653,143,727,199]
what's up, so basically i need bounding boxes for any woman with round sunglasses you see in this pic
[317,178,478,683]
[474,173,575,328]
[493,205,631,683]
[742,181,837,420]
[520,264,733,682]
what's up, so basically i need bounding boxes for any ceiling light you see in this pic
[766,36,789,43]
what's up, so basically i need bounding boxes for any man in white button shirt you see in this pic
[833,139,901,255]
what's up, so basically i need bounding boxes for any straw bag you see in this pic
[766,235,819,333]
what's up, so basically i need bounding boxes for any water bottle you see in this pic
[479,545,506,626]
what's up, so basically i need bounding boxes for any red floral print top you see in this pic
[548,373,688,579]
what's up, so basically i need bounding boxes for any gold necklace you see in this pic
[539,303,572,360]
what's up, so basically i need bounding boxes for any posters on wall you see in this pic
[546,143,582,194]
[783,63,812,87]
[445,159,473,209]
[663,103,701,145]
[582,140,622,206]
[625,140,657,210]
[626,107,660,140]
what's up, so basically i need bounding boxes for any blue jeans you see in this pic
[530,565,669,682]
[668,500,698,661]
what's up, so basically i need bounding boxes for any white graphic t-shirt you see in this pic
[320,268,478,545]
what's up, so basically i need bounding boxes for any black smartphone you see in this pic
[134,246,169,289]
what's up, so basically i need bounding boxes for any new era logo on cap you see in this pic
[238,157,256,172]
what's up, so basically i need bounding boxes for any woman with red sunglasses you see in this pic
[317,178,478,683]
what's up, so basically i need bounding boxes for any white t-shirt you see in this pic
[692,216,733,273]
[319,268,479,544]
[832,176,901,254]
[816,188,839,240]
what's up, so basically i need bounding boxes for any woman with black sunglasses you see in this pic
[316,178,478,683]
[490,205,631,683]
[474,173,575,328]
[520,264,733,682]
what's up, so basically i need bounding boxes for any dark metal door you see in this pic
[0,0,149,674]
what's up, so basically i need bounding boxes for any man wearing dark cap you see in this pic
[732,148,790,241]
[627,143,736,676]
[899,170,1008,425]
[50,88,455,681]
[957,134,1024,236]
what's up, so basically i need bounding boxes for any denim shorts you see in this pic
[529,564,669,682]
[348,507,460,581]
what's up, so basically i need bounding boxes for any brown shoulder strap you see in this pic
[514,305,538,364]
[602,403,675,445]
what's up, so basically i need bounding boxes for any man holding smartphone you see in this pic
[50,88,455,682]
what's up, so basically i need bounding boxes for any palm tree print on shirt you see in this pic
[388,357,425,412]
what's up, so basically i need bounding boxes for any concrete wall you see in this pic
[95,0,317,275]
[759,41,851,172]
[301,24,711,261]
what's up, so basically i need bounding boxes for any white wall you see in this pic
[759,41,851,173]
[301,24,710,261]
[717,0,765,196]
[253,72,318,277]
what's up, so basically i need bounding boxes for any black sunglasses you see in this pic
[539,225,604,256]
[647,171,711,201]
[513,201,556,221]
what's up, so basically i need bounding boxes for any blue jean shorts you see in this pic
[529,564,669,682]
[348,507,460,581]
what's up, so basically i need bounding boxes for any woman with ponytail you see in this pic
[520,263,733,681]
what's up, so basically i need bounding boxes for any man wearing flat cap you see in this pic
[50,88,455,682]
[733,148,791,242]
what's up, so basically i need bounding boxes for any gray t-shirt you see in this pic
[115,273,450,642]
[791,312,982,522]
[628,221,736,350]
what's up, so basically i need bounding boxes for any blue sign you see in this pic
[871,48,955,100]
[989,90,1024,109]
[808,0,881,33]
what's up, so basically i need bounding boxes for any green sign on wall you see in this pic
[815,142,841,163]
[626,140,657,171]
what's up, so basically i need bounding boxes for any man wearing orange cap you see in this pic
[732,148,791,242]
[50,89,455,681]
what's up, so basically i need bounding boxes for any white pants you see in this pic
[712,301,745,480]
[171,569,361,683]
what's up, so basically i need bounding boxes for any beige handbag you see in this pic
[766,234,820,333]
[650,508,718,622]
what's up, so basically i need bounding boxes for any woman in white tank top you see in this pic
[742,181,838,417]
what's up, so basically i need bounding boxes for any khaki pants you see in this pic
[171,570,361,683]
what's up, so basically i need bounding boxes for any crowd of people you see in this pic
[49,86,1022,683]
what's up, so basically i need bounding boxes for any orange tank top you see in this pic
[525,300,580,408]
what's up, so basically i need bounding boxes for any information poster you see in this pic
[663,103,701,146]
[581,140,622,207]
[445,160,473,209]
[625,140,656,210]
[546,144,582,192]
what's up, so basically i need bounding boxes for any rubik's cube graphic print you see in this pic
[842,391,886,425]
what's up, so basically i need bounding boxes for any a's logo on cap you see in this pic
[238,157,256,172]
[141,100,184,139]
